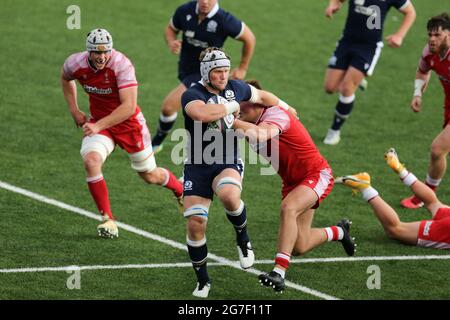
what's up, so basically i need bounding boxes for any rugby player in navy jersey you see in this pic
[323,0,416,145]
[181,47,292,298]
[151,0,256,153]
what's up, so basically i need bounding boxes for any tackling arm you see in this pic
[233,119,280,142]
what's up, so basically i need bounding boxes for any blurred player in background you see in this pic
[400,13,450,209]
[337,148,450,249]
[151,0,256,154]
[234,80,356,293]
[322,0,415,145]
[61,28,183,238]
[181,48,290,298]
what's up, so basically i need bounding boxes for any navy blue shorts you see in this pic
[183,162,244,199]
[327,40,384,76]
[179,73,201,88]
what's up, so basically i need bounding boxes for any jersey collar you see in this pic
[195,2,219,19]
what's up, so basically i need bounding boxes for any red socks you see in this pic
[87,175,114,219]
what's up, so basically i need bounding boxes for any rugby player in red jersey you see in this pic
[61,29,183,238]
[400,13,450,209]
[233,81,356,292]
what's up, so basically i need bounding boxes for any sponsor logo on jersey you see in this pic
[206,20,218,33]
[83,84,112,94]
[186,14,192,21]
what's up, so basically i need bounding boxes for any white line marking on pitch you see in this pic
[0,180,338,300]
[2,254,450,274]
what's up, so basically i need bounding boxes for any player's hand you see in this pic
[169,40,182,55]
[325,3,341,18]
[72,110,87,127]
[230,67,247,80]
[386,33,403,48]
[82,122,100,136]
[410,96,422,113]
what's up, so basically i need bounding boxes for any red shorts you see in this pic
[281,167,334,209]
[417,207,450,249]
[93,111,152,154]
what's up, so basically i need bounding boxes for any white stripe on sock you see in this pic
[361,187,379,202]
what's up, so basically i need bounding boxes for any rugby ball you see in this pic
[207,95,235,132]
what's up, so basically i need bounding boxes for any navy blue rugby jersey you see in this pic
[171,1,244,79]
[342,0,409,44]
[181,79,252,165]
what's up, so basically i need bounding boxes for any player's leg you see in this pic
[324,66,364,145]
[151,83,187,153]
[336,172,419,245]
[80,134,118,238]
[184,195,212,298]
[384,148,446,217]
[427,124,450,190]
[213,167,254,269]
[324,68,346,94]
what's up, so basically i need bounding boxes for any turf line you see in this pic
[3,254,450,274]
[0,180,339,300]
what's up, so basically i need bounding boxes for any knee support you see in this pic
[184,205,209,221]
[129,147,157,172]
[80,134,115,163]
[214,177,242,194]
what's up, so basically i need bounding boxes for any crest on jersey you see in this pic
[206,20,218,33]
[224,90,235,101]
[186,14,192,21]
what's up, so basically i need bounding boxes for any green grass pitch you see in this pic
[1,0,450,300]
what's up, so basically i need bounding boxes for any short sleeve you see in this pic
[222,12,244,39]
[171,5,184,31]
[230,79,252,102]
[182,89,204,109]
[392,0,410,11]
[115,56,138,89]
[418,45,432,73]
[62,55,77,80]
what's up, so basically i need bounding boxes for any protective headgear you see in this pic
[86,28,113,52]
[200,49,231,85]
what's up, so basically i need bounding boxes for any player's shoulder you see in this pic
[64,51,88,67]
[420,44,433,58]
[183,82,206,101]
[107,49,134,70]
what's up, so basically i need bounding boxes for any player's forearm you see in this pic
[164,24,178,47]
[234,119,277,142]
[396,5,416,39]
[95,102,136,130]
[61,78,79,114]
[238,28,256,71]
[413,70,430,97]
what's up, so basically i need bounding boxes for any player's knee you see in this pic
[162,94,180,115]
[220,193,241,211]
[83,152,103,170]
[184,205,209,225]
[280,202,298,218]
[430,142,447,159]
[130,147,157,173]
[324,83,338,94]
[139,168,164,185]
[340,83,356,97]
